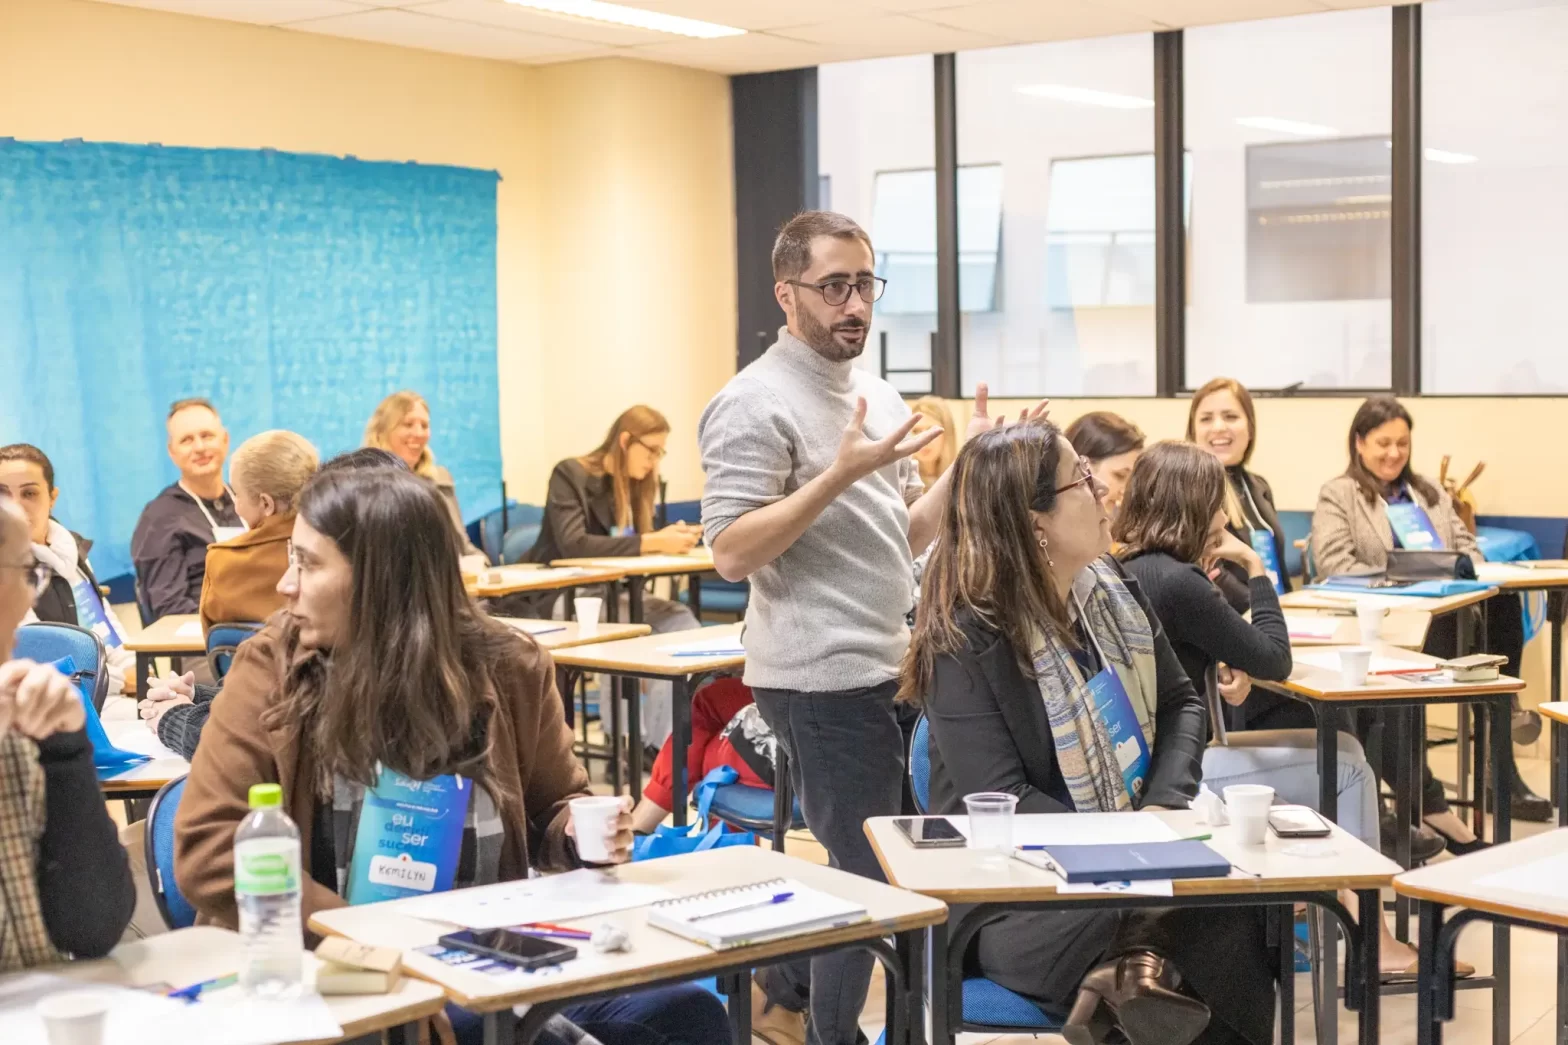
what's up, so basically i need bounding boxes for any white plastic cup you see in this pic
[36,991,109,1045]
[1356,602,1387,645]
[1339,646,1374,688]
[573,597,604,635]
[1223,784,1275,847]
[964,792,1018,864]
[570,795,623,864]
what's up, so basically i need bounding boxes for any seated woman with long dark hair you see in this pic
[174,467,727,1045]
[902,419,1275,1045]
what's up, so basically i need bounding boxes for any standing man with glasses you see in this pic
[699,211,1041,1045]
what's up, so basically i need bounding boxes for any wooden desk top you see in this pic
[122,614,206,654]
[1537,702,1568,728]
[1280,586,1497,618]
[1286,609,1431,650]
[467,565,625,598]
[4,926,448,1044]
[865,810,1400,905]
[1254,644,1525,703]
[1396,828,1568,931]
[98,697,189,793]
[496,618,652,650]
[308,846,946,1014]
[1475,562,1568,591]
[549,623,744,677]
[551,550,716,577]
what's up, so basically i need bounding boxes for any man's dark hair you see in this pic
[772,211,875,282]
[168,397,219,421]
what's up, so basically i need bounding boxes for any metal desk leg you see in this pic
[1393,706,1414,941]
[928,921,953,1045]
[668,675,690,827]
[1418,900,1443,1045]
[688,572,703,620]
[607,673,623,794]
[771,745,792,853]
[627,677,644,805]
[897,928,928,1045]
[135,652,153,701]
[1274,905,1295,1045]
[483,1011,502,1045]
[1491,697,1513,1045]
[1317,704,1341,823]
[1557,721,1568,1045]
[1358,888,1381,1045]
[719,970,753,1043]
[1551,610,1563,806]
[628,575,645,624]
[386,1021,420,1045]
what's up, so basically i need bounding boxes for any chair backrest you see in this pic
[500,523,543,565]
[909,715,931,814]
[14,623,108,711]
[479,503,545,565]
[144,776,198,930]
[206,622,263,680]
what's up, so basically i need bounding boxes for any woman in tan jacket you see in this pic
[174,466,729,1045]
[198,430,318,633]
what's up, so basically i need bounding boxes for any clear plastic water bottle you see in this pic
[234,783,303,997]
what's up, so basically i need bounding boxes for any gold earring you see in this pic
[1039,536,1054,568]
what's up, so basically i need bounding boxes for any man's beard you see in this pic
[798,306,867,362]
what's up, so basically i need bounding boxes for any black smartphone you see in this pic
[1268,806,1332,839]
[438,929,578,970]
[893,816,967,848]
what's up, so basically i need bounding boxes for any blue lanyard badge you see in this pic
[1248,529,1286,595]
[1385,501,1443,551]
[71,579,123,649]
[1084,666,1150,800]
[346,766,470,905]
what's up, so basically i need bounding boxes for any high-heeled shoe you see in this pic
[1061,950,1211,1045]
[1425,821,1490,857]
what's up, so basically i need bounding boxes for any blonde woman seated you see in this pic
[365,390,486,571]
[904,419,1273,1045]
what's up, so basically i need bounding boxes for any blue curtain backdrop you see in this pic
[0,139,502,580]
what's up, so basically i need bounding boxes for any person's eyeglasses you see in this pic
[632,436,668,461]
[785,277,888,307]
[1055,460,1098,496]
[2,560,53,602]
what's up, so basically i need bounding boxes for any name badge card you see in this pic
[1084,667,1150,800]
[346,765,469,905]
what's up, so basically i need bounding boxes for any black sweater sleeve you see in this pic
[34,730,135,958]
[156,684,218,762]
[1162,565,1294,682]
[1123,574,1209,810]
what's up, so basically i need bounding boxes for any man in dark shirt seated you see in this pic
[131,398,243,622]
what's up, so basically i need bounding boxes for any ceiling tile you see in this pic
[406,0,675,44]
[1097,0,1327,29]
[628,31,826,74]
[784,13,1009,50]
[93,0,371,26]
[620,0,878,31]
[286,7,606,59]
[912,0,1157,40]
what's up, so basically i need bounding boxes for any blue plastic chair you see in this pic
[909,715,1057,1035]
[15,623,108,711]
[206,621,262,680]
[706,745,804,853]
[500,523,542,566]
[144,776,198,929]
[478,503,544,565]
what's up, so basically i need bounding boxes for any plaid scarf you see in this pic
[1030,558,1159,813]
[0,734,62,971]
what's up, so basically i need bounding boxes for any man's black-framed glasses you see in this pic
[785,277,887,307]
[2,560,53,602]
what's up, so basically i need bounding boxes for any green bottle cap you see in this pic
[248,783,284,809]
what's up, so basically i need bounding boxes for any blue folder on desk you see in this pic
[1312,578,1493,598]
[1038,840,1231,884]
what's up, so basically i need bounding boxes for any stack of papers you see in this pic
[1284,616,1341,641]
[1293,649,1425,676]
[397,868,672,928]
[658,634,745,658]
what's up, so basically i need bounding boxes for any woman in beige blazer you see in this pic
[1310,397,1549,851]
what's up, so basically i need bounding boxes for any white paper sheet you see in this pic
[947,812,1179,847]
[1292,649,1424,676]
[0,976,341,1045]
[397,868,674,929]
[174,621,203,639]
[505,621,567,636]
[658,635,745,657]
[1284,616,1341,641]
[628,556,711,570]
[1474,851,1568,898]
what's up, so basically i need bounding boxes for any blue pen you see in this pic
[691,891,794,921]
[168,973,238,1001]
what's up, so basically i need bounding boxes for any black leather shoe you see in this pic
[1426,822,1490,856]
[1380,813,1447,863]
[1062,951,1210,1045]
[1483,784,1554,823]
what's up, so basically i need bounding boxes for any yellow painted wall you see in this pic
[0,0,733,503]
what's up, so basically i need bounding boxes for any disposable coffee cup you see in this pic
[37,991,110,1045]
[573,597,603,635]
[1339,646,1373,687]
[1356,602,1386,645]
[1223,784,1275,846]
[570,795,623,864]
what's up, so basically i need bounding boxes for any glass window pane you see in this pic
[1185,8,1393,391]
[957,34,1156,398]
[1423,0,1568,394]
[818,56,935,385]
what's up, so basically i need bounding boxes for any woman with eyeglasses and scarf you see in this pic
[0,498,134,969]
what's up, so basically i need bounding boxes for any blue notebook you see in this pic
[1313,578,1493,598]
[1036,840,1231,883]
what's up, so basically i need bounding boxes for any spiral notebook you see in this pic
[647,878,868,950]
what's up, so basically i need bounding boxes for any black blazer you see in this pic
[33,531,102,628]
[1214,467,1293,613]
[923,569,1207,818]
[523,458,641,566]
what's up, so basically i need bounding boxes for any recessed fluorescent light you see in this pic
[1382,141,1481,164]
[500,0,745,39]
[1016,84,1153,110]
[1235,116,1339,137]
